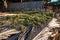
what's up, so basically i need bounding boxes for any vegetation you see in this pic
[0,12,53,31]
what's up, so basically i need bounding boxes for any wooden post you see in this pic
[3,0,7,9]
[21,0,23,3]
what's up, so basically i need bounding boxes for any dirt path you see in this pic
[0,13,18,16]
[33,18,60,40]
[0,12,25,16]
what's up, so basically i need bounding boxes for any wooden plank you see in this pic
[0,29,20,39]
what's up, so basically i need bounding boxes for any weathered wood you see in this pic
[21,0,23,3]
[33,18,60,40]
[3,0,7,9]
[0,29,20,40]
[18,27,32,40]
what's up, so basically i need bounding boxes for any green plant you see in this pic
[0,12,53,31]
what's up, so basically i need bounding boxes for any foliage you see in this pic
[0,12,53,30]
